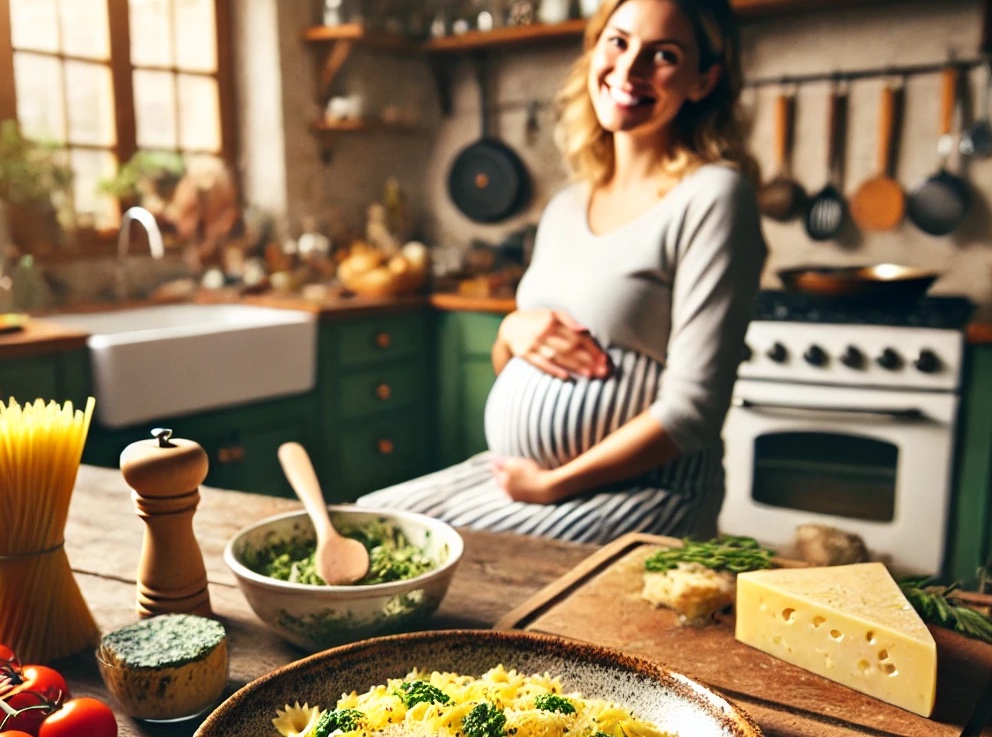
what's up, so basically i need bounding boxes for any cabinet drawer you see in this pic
[334,314,427,367]
[334,416,430,500]
[0,358,59,404]
[338,364,426,419]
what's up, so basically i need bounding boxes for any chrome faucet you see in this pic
[117,206,165,299]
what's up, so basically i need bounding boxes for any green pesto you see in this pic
[243,517,440,586]
[462,702,507,737]
[100,614,226,669]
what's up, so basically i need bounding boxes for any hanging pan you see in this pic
[448,63,531,224]
[906,66,971,236]
[849,81,905,231]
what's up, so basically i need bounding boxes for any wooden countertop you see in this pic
[48,464,597,737]
[0,317,89,359]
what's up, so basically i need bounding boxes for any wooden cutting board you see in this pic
[494,533,992,737]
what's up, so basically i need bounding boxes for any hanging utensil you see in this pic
[960,54,992,159]
[448,58,531,224]
[907,66,971,236]
[757,90,806,221]
[849,81,905,231]
[804,82,848,241]
[277,442,370,585]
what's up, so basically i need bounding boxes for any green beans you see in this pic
[899,578,992,646]
[644,536,775,574]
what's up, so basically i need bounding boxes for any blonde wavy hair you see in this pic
[554,0,758,187]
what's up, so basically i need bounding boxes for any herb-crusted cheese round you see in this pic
[98,614,228,721]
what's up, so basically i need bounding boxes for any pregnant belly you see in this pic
[483,347,665,469]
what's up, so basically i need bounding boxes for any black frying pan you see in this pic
[907,67,971,236]
[448,63,531,223]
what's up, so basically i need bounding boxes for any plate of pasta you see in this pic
[193,630,762,737]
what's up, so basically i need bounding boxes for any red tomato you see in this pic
[0,731,36,737]
[37,698,116,737]
[2,665,69,735]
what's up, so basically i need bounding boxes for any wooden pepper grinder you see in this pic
[121,428,212,618]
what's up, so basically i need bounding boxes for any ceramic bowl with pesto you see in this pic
[223,506,464,652]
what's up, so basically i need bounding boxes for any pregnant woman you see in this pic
[358,0,766,543]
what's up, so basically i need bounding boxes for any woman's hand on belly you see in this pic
[491,455,565,504]
[496,309,609,381]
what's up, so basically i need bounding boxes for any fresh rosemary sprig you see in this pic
[644,535,775,574]
[899,578,992,646]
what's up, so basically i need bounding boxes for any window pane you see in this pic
[175,0,216,72]
[10,0,59,53]
[14,52,66,142]
[60,0,110,60]
[134,69,177,148]
[65,61,116,146]
[177,74,219,151]
[70,148,118,229]
[129,0,173,67]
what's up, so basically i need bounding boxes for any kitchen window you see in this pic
[0,0,235,249]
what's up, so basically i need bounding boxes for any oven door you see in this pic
[719,378,959,576]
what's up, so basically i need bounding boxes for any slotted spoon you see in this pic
[805,84,848,241]
[277,441,369,585]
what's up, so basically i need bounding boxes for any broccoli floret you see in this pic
[462,702,507,737]
[312,707,364,736]
[533,694,576,714]
[394,680,451,707]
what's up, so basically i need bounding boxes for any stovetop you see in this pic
[754,291,975,330]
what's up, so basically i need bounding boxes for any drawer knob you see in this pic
[375,331,392,349]
[375,383,392,401]
[376,438,394,455]
[217,445,245,464]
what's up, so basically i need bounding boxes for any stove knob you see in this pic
[914,348,943,374]
[803,344,828,367]
[840,345,865,369]
[766,342,788,363]
[876,347,903,371]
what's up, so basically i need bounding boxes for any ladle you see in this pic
[277,441,369,585]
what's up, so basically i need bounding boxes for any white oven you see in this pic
[718,303,970,577]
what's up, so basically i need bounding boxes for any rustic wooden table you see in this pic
[53,464,598,737]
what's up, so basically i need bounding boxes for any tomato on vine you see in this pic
[0,664,69,735]
[0,730,36,737]
[0,646,18,667]
[37,698,116,737]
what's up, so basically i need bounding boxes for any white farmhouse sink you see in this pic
[47,303,317,428]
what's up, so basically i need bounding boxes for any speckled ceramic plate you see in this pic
[194,629,762,737]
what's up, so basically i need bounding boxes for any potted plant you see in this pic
[0,119,73,253]
[98,150,185,217]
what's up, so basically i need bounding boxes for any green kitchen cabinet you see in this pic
[0,349,90,408]
[434,310,503,468]
[314,311,435,502]
[82,393,318,497]
[946,343,992,583]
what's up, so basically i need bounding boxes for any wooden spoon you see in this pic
[757,91,806,221]
[850,82,905,231]
[277,441,370,585]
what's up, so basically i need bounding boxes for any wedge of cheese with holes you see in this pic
[735,562,936,717]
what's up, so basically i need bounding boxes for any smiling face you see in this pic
[587,0,720,146]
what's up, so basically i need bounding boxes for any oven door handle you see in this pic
[732,397,927,420]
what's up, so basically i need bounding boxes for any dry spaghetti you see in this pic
[0,396,99,664]
[272,665,677,737]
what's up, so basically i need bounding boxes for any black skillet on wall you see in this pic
[447,60,531,223]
